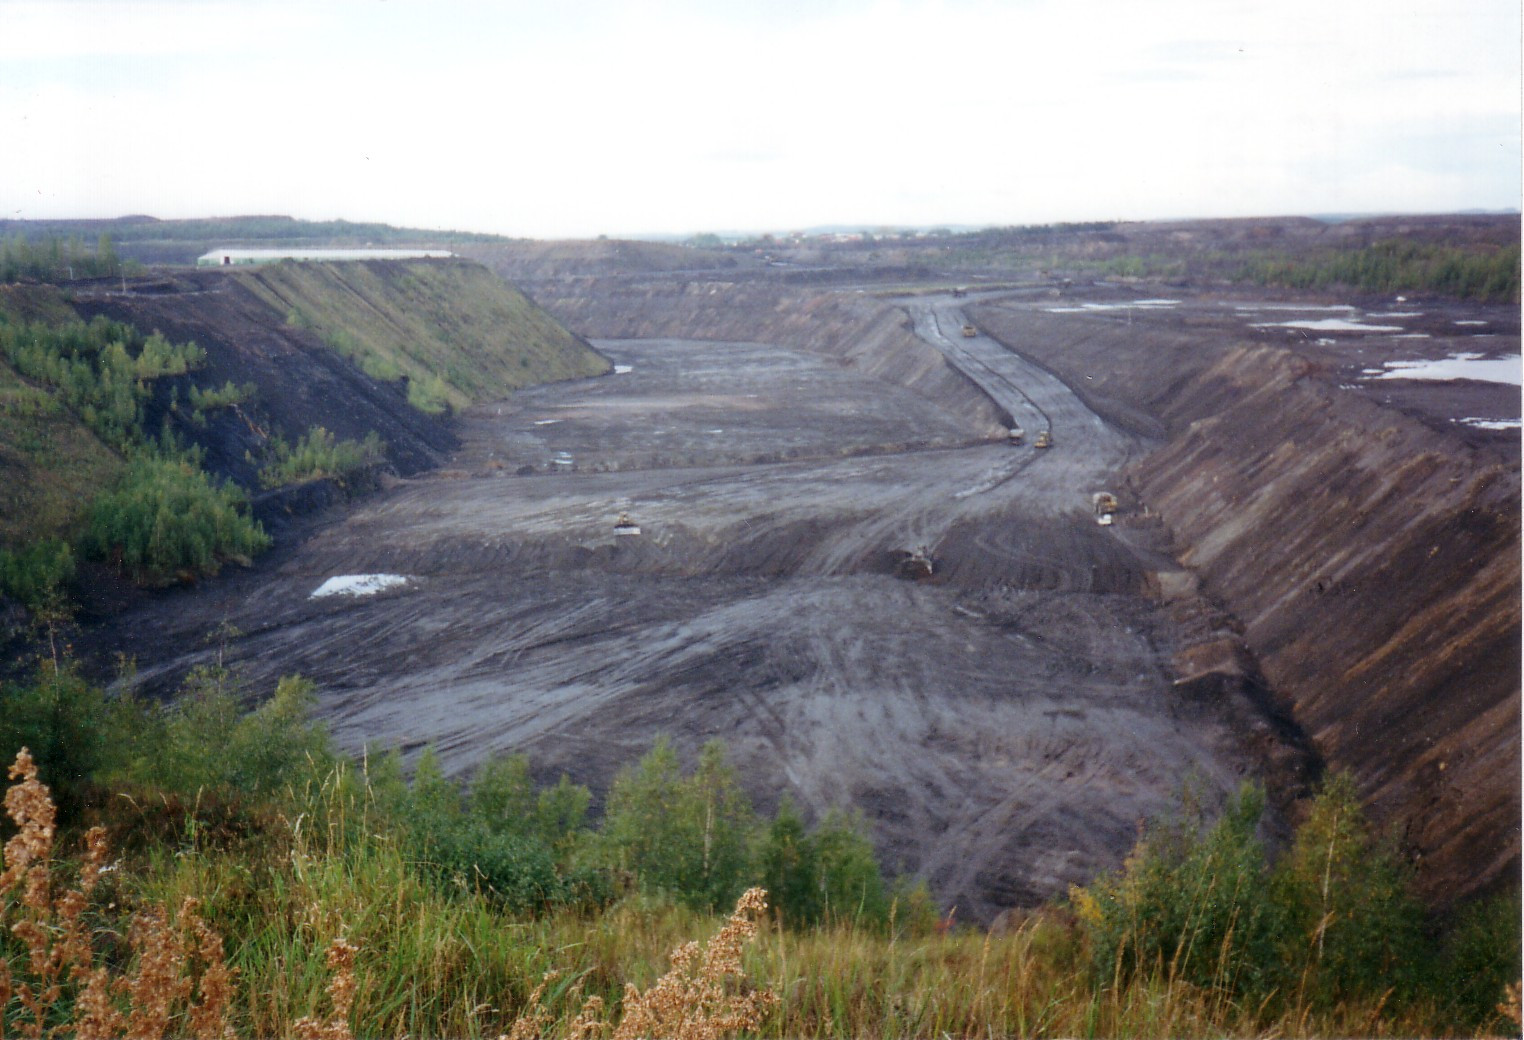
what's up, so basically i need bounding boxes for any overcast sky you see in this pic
[2,0,1519,239]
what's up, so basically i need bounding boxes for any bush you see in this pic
[1431,884,1523,1029]
[760,797,891,929]
[259,426,385,489]
[597,739,757,912]
[0,662,115,815]
[83,452,269,585]
[0,538,74,610]
[381,749,605,913]
[0,315,203,451]
[117,666,335,804]
[1270,771,1428,1009]
[1071,782,1282,997]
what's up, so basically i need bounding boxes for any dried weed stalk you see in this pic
[0,748,235,1040]
[293,937,358,1040]
[498,888,776,1040]
[611,887,777,1040]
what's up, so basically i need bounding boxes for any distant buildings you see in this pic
[196,248,453,267]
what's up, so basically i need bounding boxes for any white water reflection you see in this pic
[1370,352,1522,386]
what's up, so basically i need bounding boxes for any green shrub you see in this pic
[0,538,74,610]
[760,797,891,929]
[467,753,592,857]
[597,739,757,912]
[386,749,605,913]
[82,452,269,585]
[259,425,385,489]
[406,373,451,414]
[0,316,204,450]
[116,666,335,804]
[1431,884,1523,1029]
[1270,771,1428,1010]
[1071,782,1282,997]
[0,662,114,814]
[185,379,254,425]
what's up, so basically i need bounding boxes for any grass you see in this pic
[0,362,122,546]
[0,738,1513,1039]
[242,260,609,412]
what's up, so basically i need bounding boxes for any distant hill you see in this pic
[0,215,517,267]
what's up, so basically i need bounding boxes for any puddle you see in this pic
[1393,333,1432,339]
[1233,303,1354,312]
[1455,320,1489,327]
[312,574,411,599]
[614,365,634,374]
[1371,311,1423,318]
[532,419,562,426]
[1252,318,1405,333]
[1457,417,1523,431]
[1044,299,1179,314]
[1369,352,1522,386]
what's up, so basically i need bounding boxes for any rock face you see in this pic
[970,303,1520,907]
[1133,346,1519,906]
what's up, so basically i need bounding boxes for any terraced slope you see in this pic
[969,296,1520,907]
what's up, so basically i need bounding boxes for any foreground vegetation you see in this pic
[0,654,1514,1038]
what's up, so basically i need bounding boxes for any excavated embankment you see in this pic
[521,279,1009,436]
[971,303,1520,907]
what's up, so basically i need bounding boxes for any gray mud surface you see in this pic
[93,329,1294,923]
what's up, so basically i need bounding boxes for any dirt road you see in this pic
[95,326,1290,923]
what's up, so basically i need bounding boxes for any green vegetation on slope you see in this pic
[258,425,386,489]
[243,259,609,412]
[81,452,269,586]
[0,299,268,591]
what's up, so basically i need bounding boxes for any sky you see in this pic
[2,0,1519,239]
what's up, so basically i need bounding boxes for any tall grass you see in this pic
[1,736,1515,1039]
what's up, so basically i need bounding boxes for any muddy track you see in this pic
[87,329,1299,924]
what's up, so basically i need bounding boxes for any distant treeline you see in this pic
[1234,240,1520,302]
[0,234,123,283]
[0,215,511,248]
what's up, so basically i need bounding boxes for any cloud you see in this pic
[0,1,325,60]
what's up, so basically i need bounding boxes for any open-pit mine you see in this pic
[75,223,1520,923]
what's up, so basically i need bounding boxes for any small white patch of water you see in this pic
[1044,299,1178,314]
[1393,333,1432,339]
[613,364,633,374]
[532,419,562,426]
[1252,318,1405,333]
[1233,303,1356,312]
[1371,353,1522,386]
[312,574,410,599]
[1455,320,1489,327]
[1457,417,1523,431]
